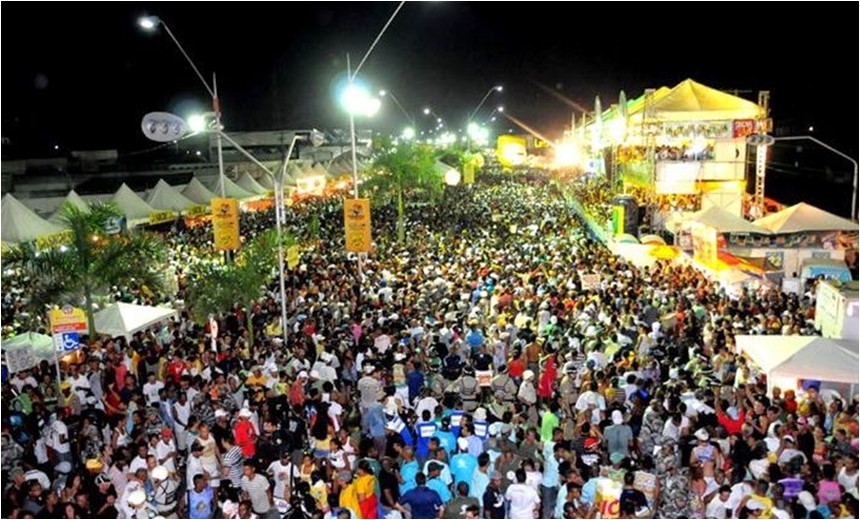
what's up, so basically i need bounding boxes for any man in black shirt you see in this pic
[482,471,505,519]
[379,456,401,516]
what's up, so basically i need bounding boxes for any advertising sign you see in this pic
[49,305,87,353]
[344,198,372,253]
[287,245,301,269]
[211,198,240,250]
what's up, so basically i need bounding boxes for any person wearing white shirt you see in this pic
[267,452,298,501]
[10,372,38,392]
[143,374,165,406]
[505,468,540,519]
[704,485,736,519]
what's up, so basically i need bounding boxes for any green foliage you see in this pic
[2,201,167,333]
[367,141,441,243]
[185,229,292,343]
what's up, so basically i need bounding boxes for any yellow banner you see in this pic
[49,305,88,333]
[35,230,73,251]
[464,163,475,185]
[148,211,176,225]
[212,198,240,251]
[287,245,300,269]
[343,198,372,253]
[187,205,210,217]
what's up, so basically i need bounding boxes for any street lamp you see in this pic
[379,89,414,127]
[467,85,503,122]
[275,135,304,346]
[774,135,859,220]
[343,0,406,281]
[139,15,226,197]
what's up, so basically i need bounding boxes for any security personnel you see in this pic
[449,365,480,412]
[490,365,518,404]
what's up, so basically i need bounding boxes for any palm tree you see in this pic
[366,139,441,244]
[3,202,167,334]
[185,229,292,345]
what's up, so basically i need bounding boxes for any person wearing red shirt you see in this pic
[234,409,258,458]
[508,355,525,381]
[715,392,746,436]
[168,355,188,385]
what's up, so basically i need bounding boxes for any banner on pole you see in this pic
[49,305,87,353]
[344,198,372,253]
[287,245,301,269]
[212,198,240,250]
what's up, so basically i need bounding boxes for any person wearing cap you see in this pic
[150,465,179,518]
[777,434,808,466]
[234,408,258,458]
[450,437,478,489]
[604,409,634,459]
[426,461,452,503]
[449,365,480,413]
[155,426,177,474]
[482,471,506,519]
[690,428,722,474]
[490,364,517,405]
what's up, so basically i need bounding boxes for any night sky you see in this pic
[3,2,858,159]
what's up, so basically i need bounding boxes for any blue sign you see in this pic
[55,332,80,352]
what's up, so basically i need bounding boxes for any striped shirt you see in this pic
[222,446,244,487]
[241,473,271,515]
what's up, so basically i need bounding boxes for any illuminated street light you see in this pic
[402,126,416,140]
[444,168,461,186]
[187,114,207,133]
[138,15,227,197]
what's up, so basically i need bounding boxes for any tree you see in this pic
[366,139,441,244]
[185,229,292,345]
[3,202,167,334]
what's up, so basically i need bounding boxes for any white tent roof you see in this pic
[687,206,772,234]
[648,79,763,121]
[256,172,275,190]
[112,183,157,221]
[49,190,90,224]
[146,179,198,212]
[754,202,858,234]
[1,193,66,243]
[207,176,256,200]
[736,335,859,385]
[285,164,305,185]
[182,177,219,205]
[236,171,269,195]
[2,332,56,373]
[94,302,178,339]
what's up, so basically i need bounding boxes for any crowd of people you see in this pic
[2,169,858,519]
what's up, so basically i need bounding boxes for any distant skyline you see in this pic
[3,2,857,162]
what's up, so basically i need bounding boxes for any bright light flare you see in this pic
[341,84,381,117]
[444,169,461,186]
[188,115,207,133]
[138,16,159,30]
[553,141,582,168]
[402,127,416,140]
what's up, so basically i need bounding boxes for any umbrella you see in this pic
[649,245,680,260]
[2,332,55,373]
[614,233,639,244]
[639,234,667,246]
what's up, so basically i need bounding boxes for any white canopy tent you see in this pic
[146,179,198,212]
[112,184,158,225]
[207,176,256,200]
[1,193,66,243]
[236,172,269,195]
[49,190,90,225]
[685,206,772,235]
[736,335,859,393]
[2,332,55,373]
[182,178,219,206]
[754,202,858,234]
[93,302,178,340]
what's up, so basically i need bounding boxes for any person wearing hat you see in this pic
[518,370,538,424]
[490,365,518,405]
[777,434,808,466]
[234,408,258,458]
[358,363,383,413]
[150,465,179,518]
[691,428,722,474]
[450,437,479,489]
[448,364,481,413]
[426,461,452,503]
[155,426,177,475]
[482,471,506,519]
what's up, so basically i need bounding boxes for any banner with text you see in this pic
[344,198,372,253]
[212,198,240,251]
[49,305,88,353]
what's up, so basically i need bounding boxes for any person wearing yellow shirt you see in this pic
[245,366,268,390]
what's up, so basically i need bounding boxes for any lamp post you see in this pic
[139,16,226,197]
[774,135,859,221]
[344,0,406,281]
[466,86,502,151]
[275,135,303,347]
[379,89,414,128]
